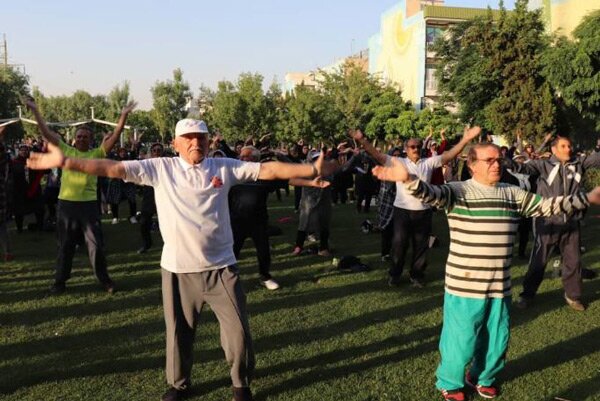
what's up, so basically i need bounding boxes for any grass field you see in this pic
[1,193,599,401]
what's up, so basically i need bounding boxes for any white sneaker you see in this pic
[261,278,280,290]
[129,216,138,224]
[111,218,118,225]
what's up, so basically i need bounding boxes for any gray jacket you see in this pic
[509,151,600,224]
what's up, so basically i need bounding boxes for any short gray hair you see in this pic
[241,145,261,162]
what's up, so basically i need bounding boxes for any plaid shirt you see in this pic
[377,181,396,229]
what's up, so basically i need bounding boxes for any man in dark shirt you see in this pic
[229,146,280,290]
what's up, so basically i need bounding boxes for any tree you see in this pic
[0,67,30,141]
[151,68,192,141]
[542,9,600,143]
[127,110,161,143]
[434,0,555,142]
[107,82,131,121]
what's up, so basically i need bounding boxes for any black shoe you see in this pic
[161,387,190,401]
[102,280,116,294]
[515,296,531,309]
[582,268,597,280]
[232,387,253,401]
[49,282,66,294]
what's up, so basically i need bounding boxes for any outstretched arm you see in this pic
[101,101,137,153]
[350,129,387,165]
[258,151,338,180]
[27,142,125,179]
[441,126,481,164]
[371,156,409,182]
[24,98,62,146]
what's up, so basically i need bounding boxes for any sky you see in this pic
[1,0,515,110]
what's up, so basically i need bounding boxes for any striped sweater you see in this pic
[406,179,589,299]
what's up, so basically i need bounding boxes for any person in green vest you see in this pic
[25,98,136,294]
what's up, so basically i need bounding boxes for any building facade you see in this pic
[530,0,600,36]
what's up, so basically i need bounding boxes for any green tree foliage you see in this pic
[434,0,555,142]
[542,9,600,141]
[127,110,160,143]
[106,82,131,121]
[151,68,192,141]
[0,66,30,141]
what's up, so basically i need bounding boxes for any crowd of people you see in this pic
[2,98,600,401]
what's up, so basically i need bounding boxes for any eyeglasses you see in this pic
[476,157,503,166]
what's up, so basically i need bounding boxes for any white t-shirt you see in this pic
[123,157,261,273]
[386,154,443,210]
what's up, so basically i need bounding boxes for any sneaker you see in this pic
[465,373,498,399]
[260,278,280,290]
[564,294,586,311]
[292,246,302,256]
[440,389,466,401]
[111,218,118,225]
[581,268,597,280]
[388,275,401,287]
[102,280,116,294]
[381,254,390,262]
[317,249,331,257]
[409,277,425,288]
[129,216,138,224]
[515,296,530,309]
[161,387,190,401]
[50,282,66,294]
[307,234,318,243]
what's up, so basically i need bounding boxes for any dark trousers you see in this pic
[331,187,348,204]
[294,186,302,211]
[520,219,582,301]
[232,220,272,280]
[518,217,532,257]
[139,209,156,250]
[110,200,137,220]
[356,193,373,213]
[390,207,433,280]
[55,200,110,285]
[381,223,394,257]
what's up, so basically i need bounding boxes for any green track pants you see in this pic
[436,292,511,391]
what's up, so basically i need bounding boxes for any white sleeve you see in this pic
[426,155,444,169]
[222,158,261,185]
[122,159,160,186]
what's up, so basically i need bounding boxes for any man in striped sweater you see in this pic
[372,142,600,401]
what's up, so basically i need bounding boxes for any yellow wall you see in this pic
[369,2,425,107]
[549,0,600,36]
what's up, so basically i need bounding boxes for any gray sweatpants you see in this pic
[161,266,255,390]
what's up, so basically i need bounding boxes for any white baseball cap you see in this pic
[175,119,209,137]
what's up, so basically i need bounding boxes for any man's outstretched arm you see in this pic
[440,126,482,164]
[258,151,338,180]
[101,101,137,153]
[24,98,62,146]
[27,142,126,179]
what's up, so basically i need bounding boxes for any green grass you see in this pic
[1,194,599,401]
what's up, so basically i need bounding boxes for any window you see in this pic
[426,26,445,46]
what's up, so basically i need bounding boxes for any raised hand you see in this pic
[372,157,409,182]
[0,125,5,137]
[27,142,65,170]
[463,126,482,142]
[348,129,365,142]
[440,128,446,140]
[314,150,339,177]
[23,95,38,112]
[121,101,137,115]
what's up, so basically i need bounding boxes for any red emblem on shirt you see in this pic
[211,176,223,188]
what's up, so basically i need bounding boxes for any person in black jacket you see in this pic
[229,146,281,290]
[512,136,600,311]
[137,143,163,254]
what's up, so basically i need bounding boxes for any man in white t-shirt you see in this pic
[352,127,481,287]
[27,118,337,401]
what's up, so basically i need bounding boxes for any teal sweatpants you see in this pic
[436,292,511,391]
